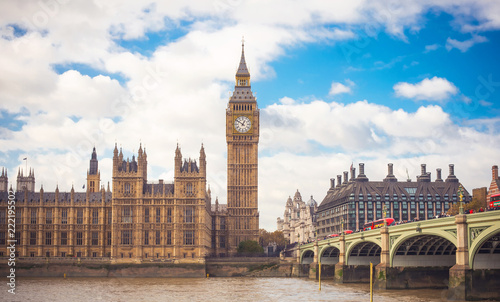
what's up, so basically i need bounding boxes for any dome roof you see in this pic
[307,195,317,207]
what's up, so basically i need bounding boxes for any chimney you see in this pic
[350,168,356,180]
[337,175,342,187]
[493,165,499,180]
[357,163,369,181]
[446,164,458,182]
[421,164,426,176]
[436,168,443,182]
[343,171,348,184]
[384,163,397,182]
[330,178,335,189]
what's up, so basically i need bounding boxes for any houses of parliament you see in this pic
[0,44,260,263]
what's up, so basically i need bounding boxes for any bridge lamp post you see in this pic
[458,184,464,214]
[341,218,344,233]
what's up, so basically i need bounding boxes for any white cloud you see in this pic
[1,0,500,231]
[329,79,355,96]
[393,76,458,102]
[446,35,488,52]
[424,43,439,53]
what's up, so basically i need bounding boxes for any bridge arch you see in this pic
[300,249,315,264]
[319,245,340,264]
[345,239,381,266]
[391,234,456,267]
[390,229,457,267]
[469,219,500,269]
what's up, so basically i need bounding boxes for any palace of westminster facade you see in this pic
[0,44,260,262]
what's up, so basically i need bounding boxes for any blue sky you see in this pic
[0,1,499,230]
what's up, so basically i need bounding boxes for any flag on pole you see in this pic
[23,158,27,160]
[350,162,353,171]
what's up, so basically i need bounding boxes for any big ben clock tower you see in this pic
[226,41,259,253]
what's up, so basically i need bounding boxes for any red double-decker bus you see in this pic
[363,218,395,231]
[490,193,500,209]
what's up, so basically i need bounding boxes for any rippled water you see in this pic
[8,277,456,302]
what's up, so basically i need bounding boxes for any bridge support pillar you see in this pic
[334,234,346,283]
[374,226,390,290]
[309,242,319,279]
[448,214,471,300]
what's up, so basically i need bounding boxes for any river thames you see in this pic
[7,277,457,302]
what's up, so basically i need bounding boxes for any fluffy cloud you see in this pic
[329,79,355,96]
[1,0,500,230]
[393,76,458,101]
[446,35,488,52]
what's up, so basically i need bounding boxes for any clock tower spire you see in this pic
[226,41,260,254]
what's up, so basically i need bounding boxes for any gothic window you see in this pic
[186,183,193,196]
[184,230,194,245]
[167,207,172,223]
[77,209,83,224]
[124,183,131,194]
[219,236,225,248]
[184,207,194,223]
[167,230,172,245]
[156,207,161,223]
[30,208,37,224]
[122,206,132,223]
[60,232,67,245]
[0,232,4,245]
[45,209,52,224]
[121,230,132,245]
[0,210,5,224]
[92,209,99,224]
[144,230,149,245]
[15,232,20,244]
[144,207,150,223]
[91,231,98,245]
[76,232,83,245]
[107,209,112,225]
[156,231,161,245]
[107,232,111,246]
[220,217,226,230]
[45,232,52,245]
[30,231,36,245]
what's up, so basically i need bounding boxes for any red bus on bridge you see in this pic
[490,193,500,209]
[363,218,395,231]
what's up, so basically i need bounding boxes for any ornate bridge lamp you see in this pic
[341,218,344,233]
[458,184,464,214]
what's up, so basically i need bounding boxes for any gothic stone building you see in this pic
[487,165,500,207]
[316,163,471,237]
[0,43,259,261]
[277,190,317,244]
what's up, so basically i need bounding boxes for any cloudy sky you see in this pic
[1,1,499,230]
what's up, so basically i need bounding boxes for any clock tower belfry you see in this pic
[226,41,259,253]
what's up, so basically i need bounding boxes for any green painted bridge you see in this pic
[295,211,500,301]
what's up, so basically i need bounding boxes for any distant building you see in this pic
[277,190,317,244]
[472,187,487,206]
[487,165,500,208]
[316,163,471,236]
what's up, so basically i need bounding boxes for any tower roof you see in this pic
[236,40,250,77]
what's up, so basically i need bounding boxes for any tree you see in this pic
[259,229,287,248]
[447,196,487,216]
[237,240,264,254]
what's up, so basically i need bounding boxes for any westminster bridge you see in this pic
[295,210,500,301]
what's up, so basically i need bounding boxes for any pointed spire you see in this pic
[236,37,250,78]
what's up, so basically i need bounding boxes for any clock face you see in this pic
[234,116,251,133]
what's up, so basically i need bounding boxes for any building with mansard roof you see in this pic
[277,190,317,244]
[0,42,260,261]
[316,163,471,237]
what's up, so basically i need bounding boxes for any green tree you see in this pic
[447,196,487,216]
[237,240,264,254]
[259,229,287,248]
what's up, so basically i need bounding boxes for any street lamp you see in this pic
[458,184,464,214]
